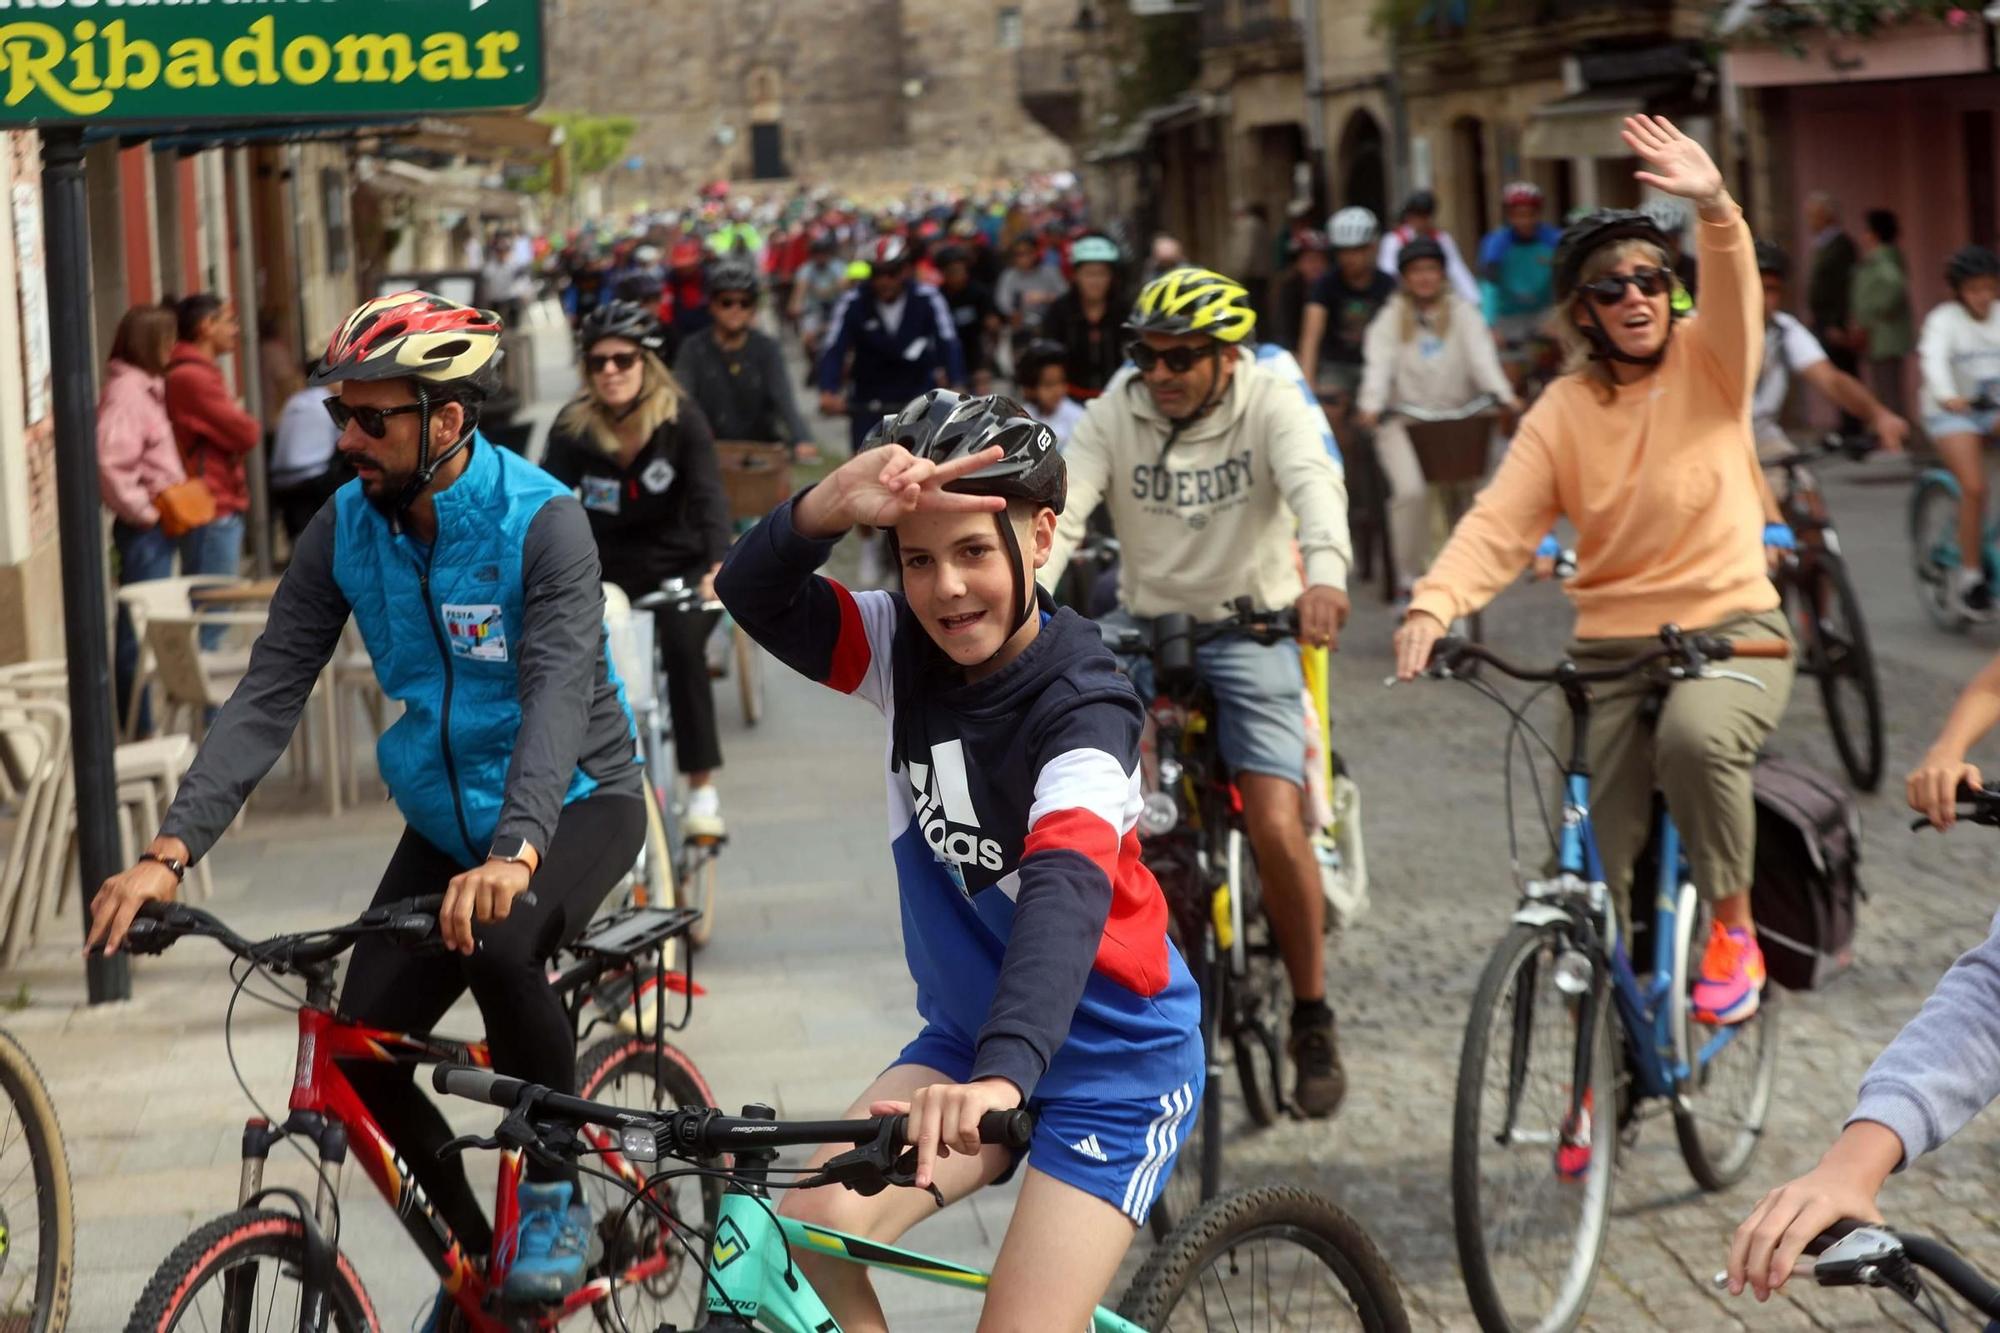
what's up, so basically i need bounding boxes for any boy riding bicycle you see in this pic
[717,390,1201,1331]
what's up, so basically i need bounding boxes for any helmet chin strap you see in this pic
[1579,301,1671,368]
[391,383,475,517]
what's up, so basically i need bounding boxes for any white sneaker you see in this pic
[683,784,724,839]
[1949,566,1996,622]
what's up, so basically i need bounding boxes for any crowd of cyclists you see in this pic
[71,113,2000,1328]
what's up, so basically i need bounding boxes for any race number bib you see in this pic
[441,603,509,662]
[581,476,621,513]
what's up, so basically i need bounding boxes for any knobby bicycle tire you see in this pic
[124,1209,378,1333]
[1809,552,1885,791]
[1451,924,1614,1333]
[1118,1184,1411,1332]
[576,1034,724,1331]
[0,1028,72,1333]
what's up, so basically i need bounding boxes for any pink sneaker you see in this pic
[1691,922,1766,1025]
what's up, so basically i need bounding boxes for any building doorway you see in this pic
[1450,114,1491,243]
[1337,109,1388,221]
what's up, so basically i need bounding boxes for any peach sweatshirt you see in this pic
[1408,203,1779,640]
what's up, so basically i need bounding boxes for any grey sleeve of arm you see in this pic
[1850,907,2000,1167]
[158,507,350,863]
[493,499,608,856]
[763,337,814,443]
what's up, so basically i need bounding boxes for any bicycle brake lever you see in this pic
[439,1132,502,1159]
[1695,667,1769,692]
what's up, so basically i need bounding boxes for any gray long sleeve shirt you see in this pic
[1850,907,2000,1167]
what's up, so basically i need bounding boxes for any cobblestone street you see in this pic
[21,449,2000,1330]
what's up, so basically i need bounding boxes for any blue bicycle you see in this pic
[1430,627,1788,1332]
[1909,393,2000,632]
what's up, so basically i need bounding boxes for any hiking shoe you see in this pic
[683,784,724,840]
[499,1180,591,1304]
[1556,1089,1593,1181]
[1691,922,1766,1025]
[1287,1009,1347,1118]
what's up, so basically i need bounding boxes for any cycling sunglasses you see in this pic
[322,397,423,439]
[1580,265,1671,308]
[585,350,642,375]
[712,294,756,310]
[1125,341,1219,375]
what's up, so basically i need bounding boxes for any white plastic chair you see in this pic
[115,576,246,740]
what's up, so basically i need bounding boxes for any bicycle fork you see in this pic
[230,1113,348,1333]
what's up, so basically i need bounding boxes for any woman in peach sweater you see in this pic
[1393,115,1793,1025]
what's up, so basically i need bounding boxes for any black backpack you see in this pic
[1750,756,1862,990]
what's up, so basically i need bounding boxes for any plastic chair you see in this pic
[0,695,70,963]
[115,576,246,740]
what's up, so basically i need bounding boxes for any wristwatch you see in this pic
[487,836,537,876]
[139,851,187,883]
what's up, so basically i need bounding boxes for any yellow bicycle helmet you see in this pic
[1126,266,1256,344]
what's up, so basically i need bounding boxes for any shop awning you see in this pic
[395,115,557,164]
[82,117,418,154]
[1521,80,1683,160]
[356,158,524,218]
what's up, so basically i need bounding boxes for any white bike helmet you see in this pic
[1327,206,1379,249]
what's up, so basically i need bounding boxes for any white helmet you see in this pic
[1327,206,1379,249]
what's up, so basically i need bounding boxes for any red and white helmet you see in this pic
[874,234,911,268]
[311,291,502,391]
[1502,181,1545,209]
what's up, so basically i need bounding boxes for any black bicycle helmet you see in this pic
[1946,244,2000,289]
[1400,190,1437,218]
[706,257,761,296]
[1552,210,1678,368]
[1012,338,1068,387]
[1396,237,1445,273]
[1754,240,1789,276]
[578,300,667,358]
[934,244,971,268]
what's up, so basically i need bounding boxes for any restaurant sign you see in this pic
[0,0,542,126]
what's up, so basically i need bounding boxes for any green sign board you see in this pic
[0,0,542,126]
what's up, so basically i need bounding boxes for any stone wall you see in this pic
[544,0,1071,201]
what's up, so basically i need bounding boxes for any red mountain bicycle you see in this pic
[118,894,719,1333]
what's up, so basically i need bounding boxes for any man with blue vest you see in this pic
[86,292,645,1308]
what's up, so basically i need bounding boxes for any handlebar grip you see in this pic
[979,1109,1034,1150]
[431,1064,528,1108]
[1725,640,1791,660]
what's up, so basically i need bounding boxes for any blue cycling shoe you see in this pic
[499,1180,593,1303]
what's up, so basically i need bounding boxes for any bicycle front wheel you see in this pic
[576,1035,723,1332]
[1119,1184,1411,1332]
[734,625,763,727]
[1452,924,1614,1333]
[1911,478,1972,632]
[124,1210,378,1333]
[1805,552,1885,791]
[0,1028,72,1332]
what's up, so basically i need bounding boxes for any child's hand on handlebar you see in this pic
[1392,609,1447,681]
[1726,1121,1900,1301]
[1908,750,1984,830]
[870,1076,1022,1189]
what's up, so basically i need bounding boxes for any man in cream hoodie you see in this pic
[1039,265,1355,1117]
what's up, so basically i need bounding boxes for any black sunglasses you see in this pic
[1580,266,1671,308]
[712,294,756,310]
[585,351,642,375]
[1125,341,1218,375]
[323,397,423,439]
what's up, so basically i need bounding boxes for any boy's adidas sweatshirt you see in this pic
[717,495,1201,1104]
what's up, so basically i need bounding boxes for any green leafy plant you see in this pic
[1715,0,1973,51]
[510,112,636,196]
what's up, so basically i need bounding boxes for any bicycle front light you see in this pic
[1553,949,1593,996]
[1139,792,1179,837]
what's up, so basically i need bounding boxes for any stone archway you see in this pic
[1335,108,1387,221]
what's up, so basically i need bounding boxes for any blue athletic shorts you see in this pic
[894,1025,1201,1226]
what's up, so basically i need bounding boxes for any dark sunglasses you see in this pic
[585,351,642,375]
[1125,341,1218,375]
[323,397,423,439]
[712,294,756,310]
[1581,266,1671,308]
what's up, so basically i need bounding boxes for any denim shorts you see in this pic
[1924,405,2000,440]
[1100,608,1309,785]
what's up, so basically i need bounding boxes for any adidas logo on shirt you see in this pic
[1070,1134,1110,1162]
[907,738,1005,873]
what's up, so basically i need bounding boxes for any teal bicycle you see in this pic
[433,1065,1412,1332]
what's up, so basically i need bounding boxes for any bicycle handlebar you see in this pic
[117,892,474,967]
[1909,782,2000,832]
[1809,1219,2000,1318]
[1425,626,1789,686]
[430,1064,1035,1154]
[1097,600,1301,656]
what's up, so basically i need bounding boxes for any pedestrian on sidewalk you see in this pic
[96,302,184,736]
[165,293,260,646]
[268,350,345,544]
[1805,191,1861,434]
[1849,208,1914,420]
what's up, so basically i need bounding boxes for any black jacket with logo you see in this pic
[543,400,732,596]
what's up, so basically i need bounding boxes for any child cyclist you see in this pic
[715,389,1202,1329]
[1727,653,2000,1301]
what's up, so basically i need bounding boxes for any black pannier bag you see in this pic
[1750,756,1862,990]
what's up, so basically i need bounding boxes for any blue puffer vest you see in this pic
[330,435,607,865]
